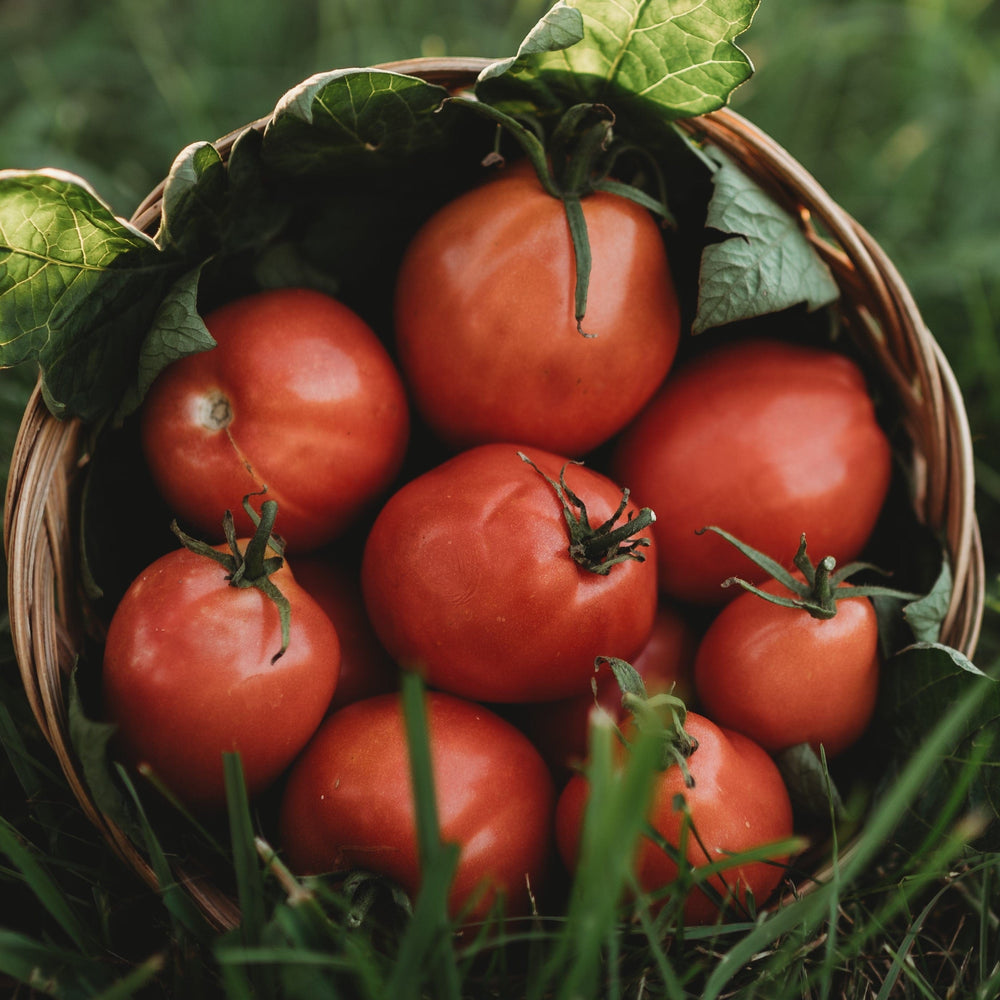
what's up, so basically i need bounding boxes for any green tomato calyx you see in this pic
[697,526,924,619]
[448,96,674,333]
[597,656,697,786]
[519,452,655,576]
[171,490,291,662]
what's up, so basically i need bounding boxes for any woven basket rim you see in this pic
[3,55,986,932]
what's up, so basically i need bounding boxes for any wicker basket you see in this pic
[3,57,985,931]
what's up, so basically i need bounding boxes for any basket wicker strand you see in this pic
[3,57,985,931]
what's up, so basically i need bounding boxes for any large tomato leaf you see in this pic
[693,146,841,332]
[260,69,461,180]
[114,266,214,422]
[477,0,760,121]
[154,141,228,255]
[877,642,1000,850]
[0,169,187,422]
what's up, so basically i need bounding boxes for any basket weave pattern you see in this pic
[3,58,985,929]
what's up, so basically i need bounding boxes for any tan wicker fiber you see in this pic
[3,57,985,930]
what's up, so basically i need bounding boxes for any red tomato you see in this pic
[291,556,398,711]
[555,712,793,924]
[360,443,658,702]
[694,576,879,758]
[278,691,555,920]
[394,163,681,457]
[102,542,341,810]
[612,338,892,604]
[514,602,698,776]
[140,287,409,553]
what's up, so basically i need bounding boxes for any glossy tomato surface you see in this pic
[694,577,879,758]
[360,443,658,703]
[278,691,555,920]
[612,337,892,604]
[102,544,341,810]
[140,287,409,552]
[394,163,681,457]
[291,556,398,712]
[555,712,793,925]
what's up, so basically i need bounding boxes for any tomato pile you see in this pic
[101,157,902,926]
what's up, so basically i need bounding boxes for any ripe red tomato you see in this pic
[140,287,409,553]
[290,556,398,712]
[394,163,681,457]
[102,538,341,810]
[360,443,658,703]
[555,712,793,925]
[612,338,892,604]
[514,602,698,776]
[278,691,555,920]
[694,575,879,758]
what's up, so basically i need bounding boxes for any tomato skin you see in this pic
[360,443,658,703]
[612,338,892,604]
[694,577,879,758]
[514,602,698,776]
[102,545,341,810]
[291,557,398,712]
[140,287,409,553]
[394,165,681,457]
[555,712,793,925]
[278,691,555,920]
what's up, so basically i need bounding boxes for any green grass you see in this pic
[2,0,1000,996]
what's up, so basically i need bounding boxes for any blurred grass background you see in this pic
[1,0,999,994]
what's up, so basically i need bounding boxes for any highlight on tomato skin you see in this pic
[554,711,795,926]
[277,690,556,922]
[612,337,893,606]
[139,286,411,554]
[393,162,682,458]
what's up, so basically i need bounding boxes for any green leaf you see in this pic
[477,0,760,121]
[154,141,228,256]
[114,264,215,420]
[261,69,457,181]
[901,557,953,643]
[66,669,141,844]
[477,3,586,85]
[0,169,183,422]
[877,642,1000,849]
[694,147,840,332]
[774,743,844,822]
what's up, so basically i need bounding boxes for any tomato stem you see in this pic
[446,96,673,330]
[598,656,697,786]
[519,452,655,575]
[698,525,924,618]
[171,492,292,661]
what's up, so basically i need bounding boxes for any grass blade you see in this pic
[386,672,461,1000]
[115,765,215,944]
[702,668,999,1000]
[0,815,93,954]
